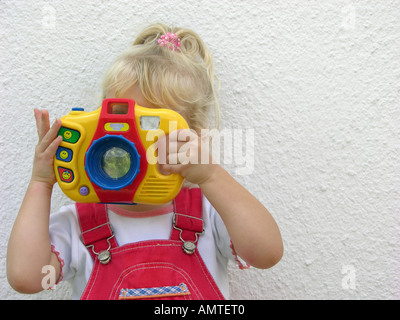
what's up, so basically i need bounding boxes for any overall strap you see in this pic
[76,203,118,263]
[171,188,204,254]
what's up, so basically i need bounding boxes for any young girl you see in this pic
[7,23,283,300]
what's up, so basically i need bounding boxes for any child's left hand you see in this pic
[157,129,284,270]
[157,129,217,185]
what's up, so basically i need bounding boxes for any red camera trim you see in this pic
[85,98,148,203]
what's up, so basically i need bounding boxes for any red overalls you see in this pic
[76,188,225,300]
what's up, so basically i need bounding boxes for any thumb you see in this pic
[159,164,183,175]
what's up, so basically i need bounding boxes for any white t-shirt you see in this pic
[49,195,248,300]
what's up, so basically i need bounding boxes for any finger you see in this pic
[177,148,198,165]
[41,109,51,132]
[44,135,63,157]
[157,140,187,164]
[167,150,196,165]
[157,163,171,176]
[40,110,51,141]
[159,163,184,175]
[168,129,198,142]
[167,152,179,165]
[167,140,179,154]
[34,109,51,142]
[167,139,192,155]
[155,135,168,164]
[37,119,62,153]
[177,129,198,142]
[34,109,43,141]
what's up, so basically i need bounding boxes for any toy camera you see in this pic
[54,98,189,204]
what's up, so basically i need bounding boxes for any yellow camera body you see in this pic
[54,98,189,204]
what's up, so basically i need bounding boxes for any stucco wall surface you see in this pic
[0,0,399,300]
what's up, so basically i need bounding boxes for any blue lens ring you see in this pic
[85,135,140,191]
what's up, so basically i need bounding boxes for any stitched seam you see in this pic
[192,251,224,299]
[110,242,182,255]
[109,263,199,300]
[81,260,100,299]
[110,263,200,299]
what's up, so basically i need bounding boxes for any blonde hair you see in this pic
[102,23,220,131]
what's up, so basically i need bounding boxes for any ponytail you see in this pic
[103,23,220,130]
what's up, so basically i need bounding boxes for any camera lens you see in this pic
[85,135,140,191]
[101,147,131,179]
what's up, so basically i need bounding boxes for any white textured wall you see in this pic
[1,0,399,300]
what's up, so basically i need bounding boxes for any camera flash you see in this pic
[140,116,160,130]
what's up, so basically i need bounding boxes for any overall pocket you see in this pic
[119,283,190,300]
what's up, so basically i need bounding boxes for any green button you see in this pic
[58,127,80,143]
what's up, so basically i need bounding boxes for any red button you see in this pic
[58,167,74,183]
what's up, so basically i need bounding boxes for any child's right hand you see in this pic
[31,109,62,187]
[7,110,63,293]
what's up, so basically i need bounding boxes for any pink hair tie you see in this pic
[158,32,181,51]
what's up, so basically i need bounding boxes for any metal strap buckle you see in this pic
[80,222,114,265]
[85,235,114,265]
[172,213,204,255]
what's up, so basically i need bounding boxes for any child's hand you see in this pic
[31,109,62,187]
[157,129,217,185]
[158,129,283,269]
